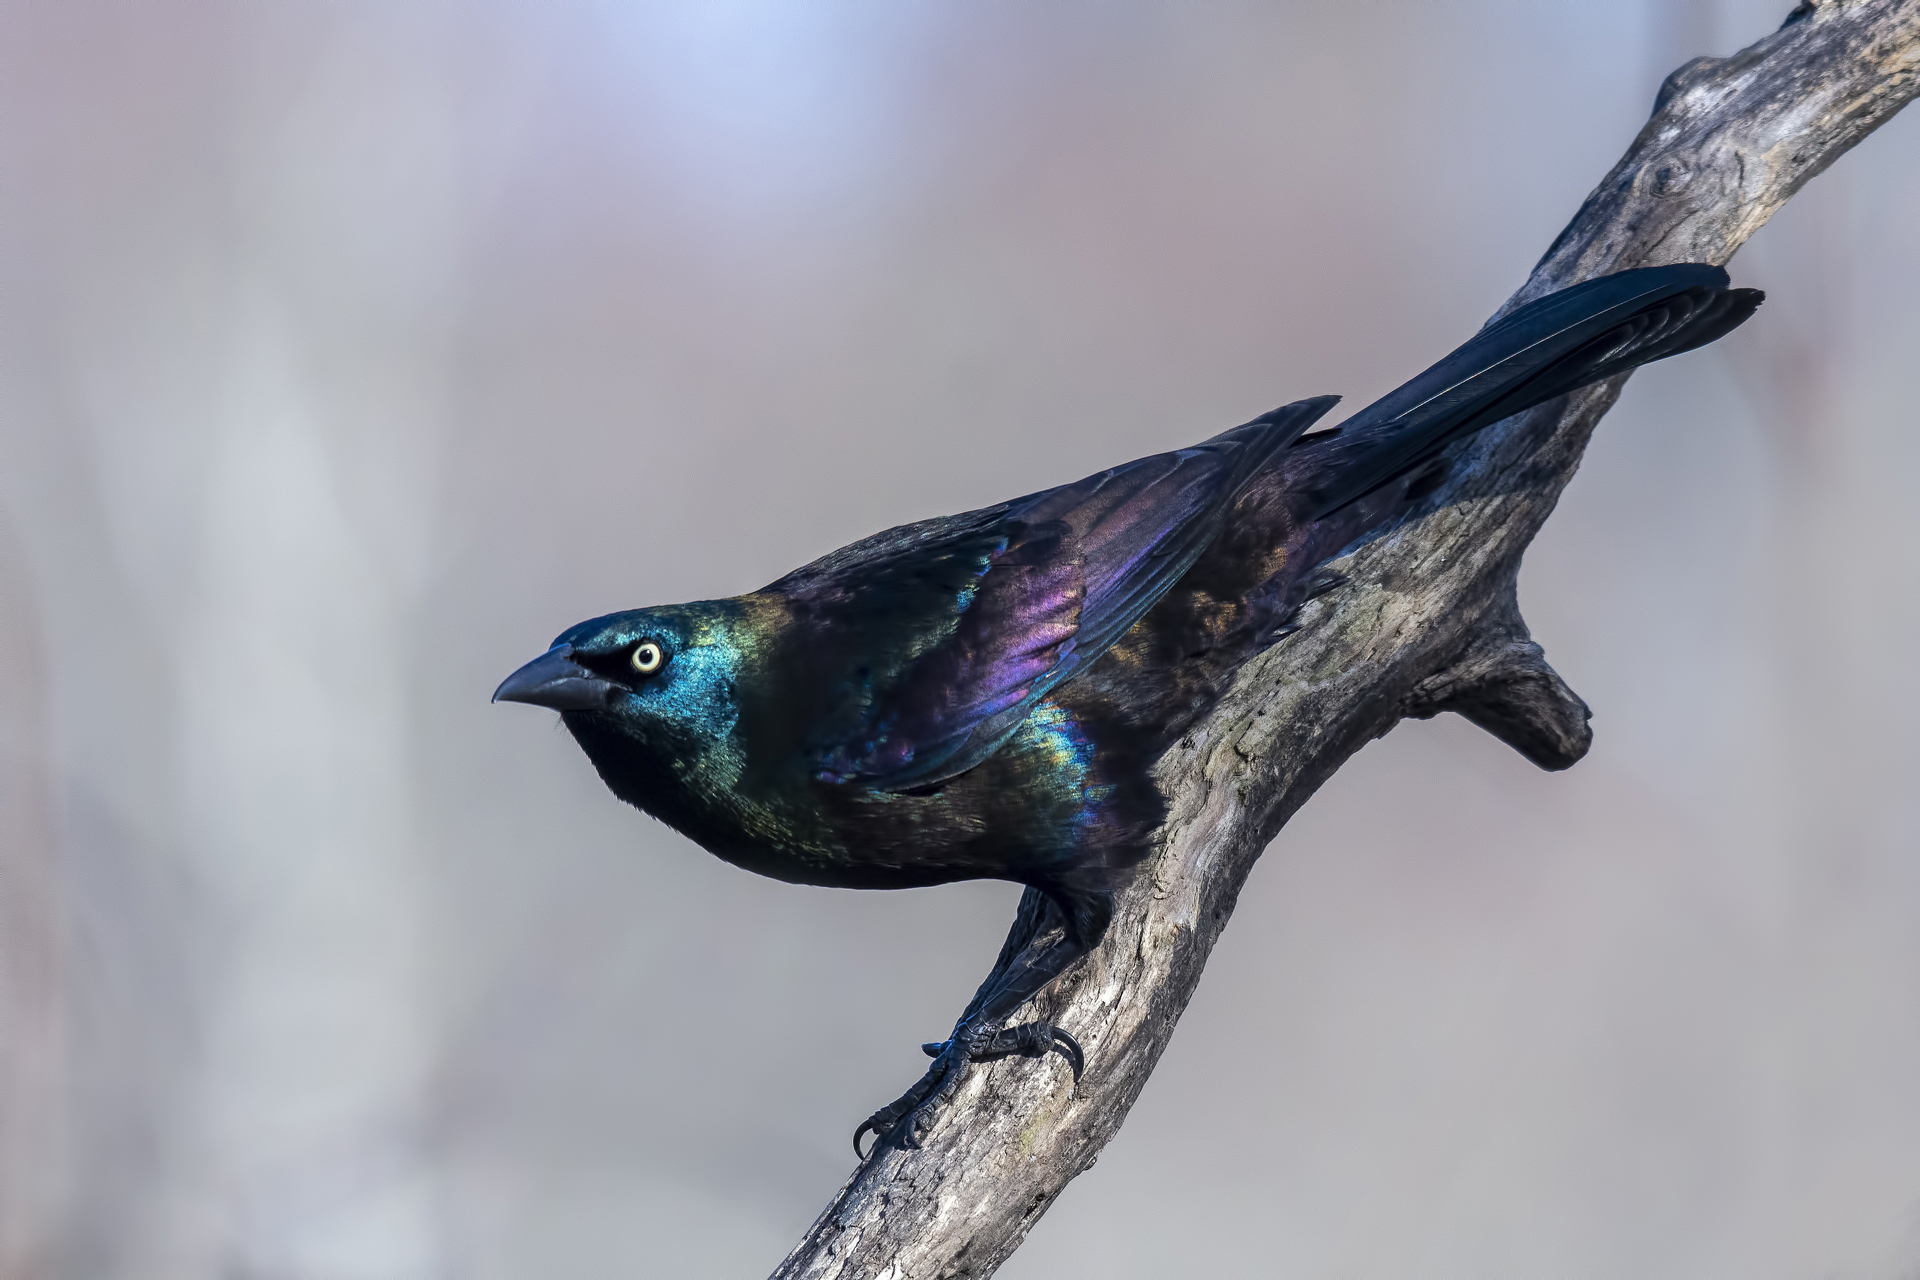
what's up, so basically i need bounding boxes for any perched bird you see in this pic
[495,264,1760,1153]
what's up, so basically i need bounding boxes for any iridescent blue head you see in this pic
[493,597,776,802]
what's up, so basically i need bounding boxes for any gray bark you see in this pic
[772,4,1920,1276]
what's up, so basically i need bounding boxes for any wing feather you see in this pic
[782,396,1339,791]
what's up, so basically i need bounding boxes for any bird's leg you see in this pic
[854,928,1087,1157]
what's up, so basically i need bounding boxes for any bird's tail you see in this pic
[1166,264,1764,663]
[1284,263,1763,521]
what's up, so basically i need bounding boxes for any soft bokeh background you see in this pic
[2,2,1916,1277]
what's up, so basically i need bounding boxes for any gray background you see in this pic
[3,2,1918,1277]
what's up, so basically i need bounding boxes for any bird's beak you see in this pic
[492,643,617,711]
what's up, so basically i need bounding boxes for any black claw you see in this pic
[966,1020,1084,1082]
[853,1045,958,1158]
[854,1096,911,1158]
[857,1020,1085,1158]
[1052,1027,1085,1082]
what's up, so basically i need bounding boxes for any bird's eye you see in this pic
[630,641,666,676]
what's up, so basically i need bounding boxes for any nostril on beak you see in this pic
[493,643,613,710]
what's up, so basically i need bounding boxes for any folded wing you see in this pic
[773,397,1339,791]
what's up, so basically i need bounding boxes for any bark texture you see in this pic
[773,4,1920,1276]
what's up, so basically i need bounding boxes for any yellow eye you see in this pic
[630,641,665,675]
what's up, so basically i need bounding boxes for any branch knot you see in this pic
[1403,594,1591,771]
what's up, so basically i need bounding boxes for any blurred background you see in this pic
[2,1,1916,1277]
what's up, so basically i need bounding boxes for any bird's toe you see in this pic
[853,1020,1083,1158]
[973,1021,1083,1084]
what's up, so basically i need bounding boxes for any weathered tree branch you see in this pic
[772,4,1920,1276]
[1402,583,1592,771]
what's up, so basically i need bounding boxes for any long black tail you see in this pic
[1290,264,1763,520]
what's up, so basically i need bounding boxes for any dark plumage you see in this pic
[495,264,1762,1151]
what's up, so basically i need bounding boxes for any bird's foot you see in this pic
[853,1021,1083,1158]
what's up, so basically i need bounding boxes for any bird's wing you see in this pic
[772,397,1337,792]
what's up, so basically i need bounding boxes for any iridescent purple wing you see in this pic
[778,397,1337,792]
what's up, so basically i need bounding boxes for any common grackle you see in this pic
[495,264,1760,1154]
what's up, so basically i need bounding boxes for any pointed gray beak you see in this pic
[492,643,617,711]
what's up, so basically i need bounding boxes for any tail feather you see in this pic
[1288,264,1763,520]
[1073,263,1765,765]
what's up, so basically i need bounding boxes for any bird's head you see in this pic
[493,599,772,793]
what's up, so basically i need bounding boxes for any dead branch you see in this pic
[772,4,1920,1276]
